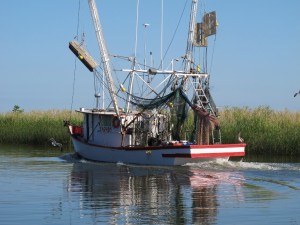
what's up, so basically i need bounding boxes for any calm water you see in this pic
[0,145,299,225]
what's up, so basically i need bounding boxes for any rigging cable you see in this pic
[208,34,217,82]
[160,0,164,69]
[69,0,81,120]
[164,0,188,61]
[134,0,139,58]
[158,0,189,70]
[93,66,175,112]
[156,0,189,97]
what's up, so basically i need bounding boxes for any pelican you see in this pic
[237,132,244,143]
[294,91,300,97]
[49,138,63,152]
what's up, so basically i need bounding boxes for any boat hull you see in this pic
[71,135,246,166]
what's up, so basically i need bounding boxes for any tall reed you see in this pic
[219,106,300,155]
[1,107,300,155]
[0,110,82,146]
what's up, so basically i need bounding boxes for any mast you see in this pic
[125,0,140,114]
[184,0,198,73]
[88,0,120,117]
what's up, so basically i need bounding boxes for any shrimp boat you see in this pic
[66,0,246,166]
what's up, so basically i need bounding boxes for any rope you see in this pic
[69,0,81,120]
[76,0,81,40]
[134,0,139,58]
[69,60,77,120]
[158,0,189,70]
[208,34,217,77]
[160,0,164,69]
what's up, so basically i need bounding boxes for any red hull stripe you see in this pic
[189,143,246,149]
[162,152,245,158]
[71,134,246,151]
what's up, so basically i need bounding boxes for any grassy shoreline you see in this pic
[0,107,300,155]
[0,110,82,148]
[219,106,300,156]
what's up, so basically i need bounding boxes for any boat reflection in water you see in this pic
[67,162,244,224]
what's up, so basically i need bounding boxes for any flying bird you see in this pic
[237,132,244,143]
[49,138,63,152]
[294,90,300,97]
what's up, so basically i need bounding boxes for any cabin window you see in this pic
[100,115,112,127]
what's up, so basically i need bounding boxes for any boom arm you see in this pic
[88,0,120,117]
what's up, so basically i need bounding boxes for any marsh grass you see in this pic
[0,110,82,147]
[1,107,300,155]
[219,106,300,155]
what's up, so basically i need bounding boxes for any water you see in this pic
[0,145,299,225]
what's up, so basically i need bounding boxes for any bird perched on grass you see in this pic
[294,90,300,97]
[237,132,244,143]
[49,138,63,152]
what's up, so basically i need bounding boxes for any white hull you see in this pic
[71,135,245,166]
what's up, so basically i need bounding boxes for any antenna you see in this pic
[184,0,198,73]
[160,0,164,69]
[143,23,150,70]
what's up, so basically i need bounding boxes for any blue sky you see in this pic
[1,0,300,113]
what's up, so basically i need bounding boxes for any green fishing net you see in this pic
[129,87,219,143]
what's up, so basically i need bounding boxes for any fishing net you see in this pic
[130,88,192,110]
[129,88,190,140]
[129,87,220,143]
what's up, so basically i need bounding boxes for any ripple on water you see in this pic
[185,158,300,171]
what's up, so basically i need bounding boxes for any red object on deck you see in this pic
[72,126,83,136]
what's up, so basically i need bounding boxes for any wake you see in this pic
[185,158,300,171]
